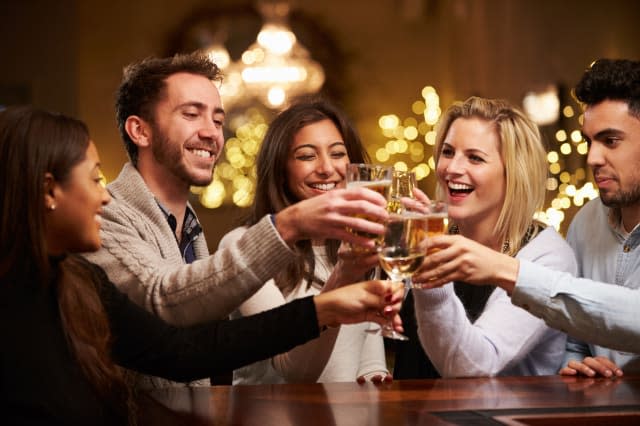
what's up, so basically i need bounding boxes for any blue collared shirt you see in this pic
[156,200,202,264]
[513,198,640,371]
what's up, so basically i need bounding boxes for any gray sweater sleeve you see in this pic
[83,165,294,326]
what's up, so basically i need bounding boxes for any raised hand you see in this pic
[274,187,389,250]
[412,234,519,293]
[313,280,404,330]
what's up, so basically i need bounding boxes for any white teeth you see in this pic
[448,182,473,190]
[189,149,212,158]
[310,183,336,191]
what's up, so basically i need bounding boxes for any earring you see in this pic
[47,204,56,211]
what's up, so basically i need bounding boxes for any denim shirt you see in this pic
[564,199,640,371]
[512,198,640,372]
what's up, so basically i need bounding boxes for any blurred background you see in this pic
[2,0,640,250]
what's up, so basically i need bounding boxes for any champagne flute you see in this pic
[372,211,429,341]
[387,170,418,290]
[387,170,416,214]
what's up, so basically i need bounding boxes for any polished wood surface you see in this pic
[144,375,640,425]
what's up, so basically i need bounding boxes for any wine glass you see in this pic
[372,210,429,341]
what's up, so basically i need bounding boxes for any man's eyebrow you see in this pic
[176,102,225,116]
[583,128,625,141]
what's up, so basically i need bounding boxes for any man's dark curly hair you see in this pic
[115,52,222,165]
[574,59,640,118]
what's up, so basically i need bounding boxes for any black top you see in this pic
[391,289,441,380]
[0,256,319,424]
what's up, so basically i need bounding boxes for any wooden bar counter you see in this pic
[142,375,640,425]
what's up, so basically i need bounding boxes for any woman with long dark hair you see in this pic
[220,99,391,384]
[0,105,402,424]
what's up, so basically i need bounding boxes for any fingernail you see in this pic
[604,370,612,377]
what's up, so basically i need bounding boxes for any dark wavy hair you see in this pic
[247,98,369,294]
[574,58,640,117]
[115,52,222,165]
[0,106,132,422]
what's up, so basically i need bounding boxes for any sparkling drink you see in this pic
[378,213,429,281]
[387,170,416,214]
[348,180,391,239]
[345,169,392,241]
[378,247,425,279]
[427,213,448,236]
[425,202,449,254]
[346,179,392,198]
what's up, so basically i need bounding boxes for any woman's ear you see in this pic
[124,115,151,148]
[43,172,57,212]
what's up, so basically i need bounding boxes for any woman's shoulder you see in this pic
[522,226,569,251]
[532,225,564,242]
[517,226,577,274]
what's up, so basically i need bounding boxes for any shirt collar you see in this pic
[155,199,202,243]
[608,206,640,240]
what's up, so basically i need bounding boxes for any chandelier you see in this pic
[206,1,325,109]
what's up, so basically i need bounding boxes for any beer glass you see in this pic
[345,164,393,243]
[425,200,449,250]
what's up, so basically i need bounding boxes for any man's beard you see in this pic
[600,185,640,209]
[150,127,213,187]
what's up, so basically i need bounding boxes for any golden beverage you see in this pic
[346,180,391,239]
[378,214,429,280]
[347,179,391,198]
[378,248,425,279]
[427,213,448,236]
[387,170,416,214]
[386,198,403,214]
[426,213,448,254]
